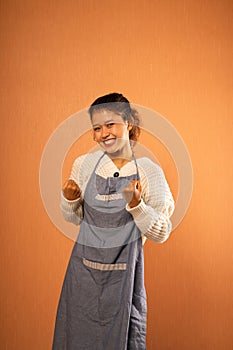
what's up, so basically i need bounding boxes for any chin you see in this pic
[104,148,119,155]
[100,145,120,155]
[100,140,128,156]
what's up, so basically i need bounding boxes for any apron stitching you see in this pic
[83,258,127,271]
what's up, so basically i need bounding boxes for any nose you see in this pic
[101,125,110,139]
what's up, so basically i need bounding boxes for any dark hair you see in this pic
[88,92,141,142]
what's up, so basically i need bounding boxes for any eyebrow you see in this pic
[92,119,114,127]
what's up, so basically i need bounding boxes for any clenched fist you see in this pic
[122,180,142,208]
[62,179,81,200]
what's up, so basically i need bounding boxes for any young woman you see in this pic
[52,93,175,350]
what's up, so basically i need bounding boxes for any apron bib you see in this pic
[52,152,147,350]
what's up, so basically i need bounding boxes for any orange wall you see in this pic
[1,1,232,349]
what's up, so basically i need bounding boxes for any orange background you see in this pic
[1,1,232,349]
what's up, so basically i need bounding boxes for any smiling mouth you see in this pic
[102,139,116,146]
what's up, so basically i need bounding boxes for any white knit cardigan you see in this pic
[60,150,175,244]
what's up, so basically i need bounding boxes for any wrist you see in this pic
[61,190,80,202]
[129,199,141,208]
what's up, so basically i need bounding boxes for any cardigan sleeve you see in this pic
[60,191,83,225]
[126,160,175,243]
[60,155,86,226]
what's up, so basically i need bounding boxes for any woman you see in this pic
[52,93,175,350]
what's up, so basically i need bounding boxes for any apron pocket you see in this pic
[79,257,128,322]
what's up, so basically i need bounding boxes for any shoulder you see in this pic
[136,157,174,205]
[136,157,170,191]
[137,157,163,175]
[70,150,104,183]
[72,150,104,169]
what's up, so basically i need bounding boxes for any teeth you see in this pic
[104,139,115,145]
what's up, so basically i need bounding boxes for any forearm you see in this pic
[60,190,83,226]
[126,198,174,243]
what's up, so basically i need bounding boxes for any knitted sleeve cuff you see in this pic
[126,199,149,218]
[126,199,158,232]
[60,190,82,213]
[126,198,172,243]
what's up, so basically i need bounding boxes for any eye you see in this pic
[106,123,114,128]
[93,126,101,131]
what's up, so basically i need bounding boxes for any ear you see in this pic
[127,123,133,131]
[92,130,96,142]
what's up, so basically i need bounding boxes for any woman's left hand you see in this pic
[122,180,142,208]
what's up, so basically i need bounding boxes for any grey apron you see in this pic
[52,152,147,350]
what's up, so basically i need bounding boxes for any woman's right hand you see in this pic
[62,179,81,200]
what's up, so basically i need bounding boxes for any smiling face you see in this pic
[91,110,132,157]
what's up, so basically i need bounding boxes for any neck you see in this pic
[111,158,131,169]
[106,142,134,169]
